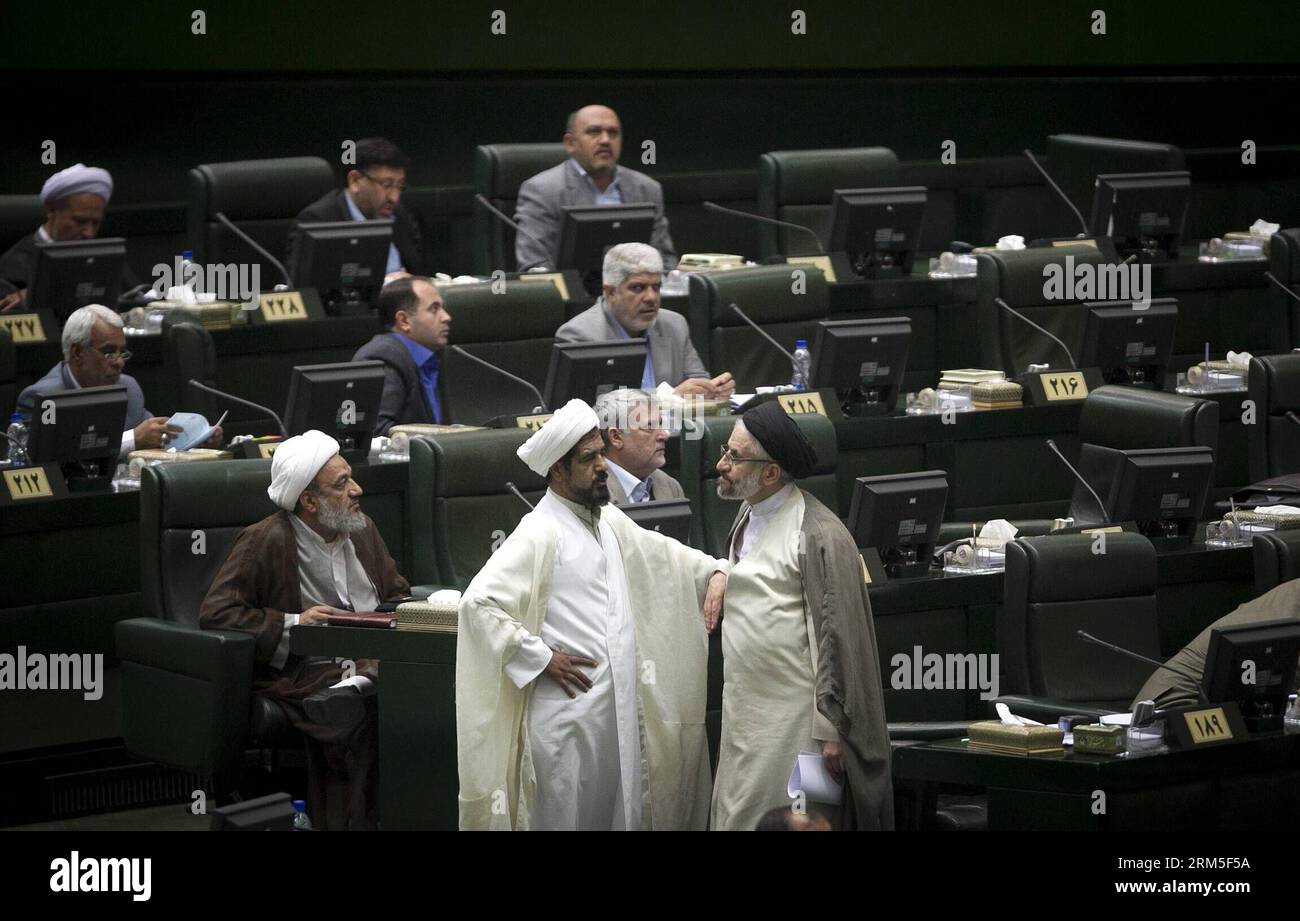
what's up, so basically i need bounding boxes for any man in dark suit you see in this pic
[352,275,452,435]
[556,242,734,399]
[514,105,676,272]
[286,137,428,281]
[594,388,685,505]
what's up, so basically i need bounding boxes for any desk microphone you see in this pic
[702,201,825,256]
[505,481,535,511]
[995,297,1078,371]
[473,194,548,253]
[1265,271,1300,306]
[1076,629,1208,706]
[1287,411,1300,430]
[214,211,292,290]
[729,303,797,365]
[1045,438,1108,524]
[1022,149,1089,239]
[449,345,548,413]
[188,379,287,437]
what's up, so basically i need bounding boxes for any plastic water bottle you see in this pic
[180,250,200,293]
[791,339,811,391]
[292,799,313,830]
[5,412,28,467]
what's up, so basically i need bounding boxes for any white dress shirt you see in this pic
[605,457,655,504]
[734,482,796,561]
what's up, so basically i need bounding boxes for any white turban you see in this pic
[267,430,341,510]
[40,163,114,206]
[516,399,600,477]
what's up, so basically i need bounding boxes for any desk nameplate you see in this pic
[515,413,553,431]
[0,311,55,344]
[1167,702,1247,748]
[517,273,570,302]
[0,464,68,504]
[778,391,828,417]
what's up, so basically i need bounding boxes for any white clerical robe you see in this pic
[456,491,726,831]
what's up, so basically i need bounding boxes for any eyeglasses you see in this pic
[94,346,132,363]
[719,445,770,466]
[360,171,406,192]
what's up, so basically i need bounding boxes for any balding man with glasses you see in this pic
[286,136,428,280]
[16,304,223,454]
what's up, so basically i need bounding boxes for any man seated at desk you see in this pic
[593,387,683,505]
[0,163,140,314]
[16,304,222,454]
[200,430,412,830]
[1133,578,1300,710]
[556,242,734,399]
[352,275,452,435]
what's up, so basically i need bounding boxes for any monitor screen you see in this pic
[556,204,656,293]
[847,470,948,576]
[29,238,127,324]
[1088,171,1190,261]
[26,384,128,477]
[288,220,393,310]
[1108,446,1214,544]
[1079,298,1178,388]
[1045,134,1183,219]
[1202,618,1300,727]
[619,497,692,544]
[284,361,386,456]
[543,340,648,409]
[810,317,911,413]
[828,186,926,277]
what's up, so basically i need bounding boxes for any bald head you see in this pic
[564,105,622,181]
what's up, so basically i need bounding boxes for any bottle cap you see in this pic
[292,799,307,812]
[795,339,807,349]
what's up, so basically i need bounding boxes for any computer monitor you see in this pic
[1071,444,1214,546]
[28,238,127,324]
[846,470,948,578]
[810,317,911,415]
[1202,618,1300,731]
[620,497,692,543]
[288,220,393,312]
[1088,171,1191,261]
[1045,134,1184,222]
[556,204,657,294]
[283,361,386,456]
[1079,298,1178,388]
[827,186,927,278]
[542,340,648,409]
[26,384,128,484]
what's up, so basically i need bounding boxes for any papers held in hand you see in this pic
[787,750,843,804]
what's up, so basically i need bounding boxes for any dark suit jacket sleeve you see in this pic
[395,207,428,276]
[514,175,560,271]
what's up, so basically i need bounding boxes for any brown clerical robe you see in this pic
[199,510,410,829]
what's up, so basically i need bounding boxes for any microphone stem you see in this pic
[702,201,825,256]
[1023,149,1089,238]
[1077,630,1208,705]
[188,379,287,437]
[996,297,1077,371]
[214,211,293,289]
[1048,439,1108,524]
[1265,271,1300,306]
[450,345,548,412]
[729,303,797,362]
[505,481,535,510]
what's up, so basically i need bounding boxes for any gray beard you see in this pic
[318,498,367,534]
[716,467,763,502]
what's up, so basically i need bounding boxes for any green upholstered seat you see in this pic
[472,143,567,273]
[1247,353,1300,483]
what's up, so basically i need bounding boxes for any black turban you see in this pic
[740,400,819,479]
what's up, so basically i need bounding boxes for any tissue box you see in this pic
[968,721,1064,755]
[1073,723,1127,755]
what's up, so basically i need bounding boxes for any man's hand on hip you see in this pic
[543,647,597,699]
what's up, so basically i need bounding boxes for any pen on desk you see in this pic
[213,409,229,430]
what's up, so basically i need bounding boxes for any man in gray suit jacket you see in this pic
[555,242,734,399]
[17,304,221,454]
[594,388,685,506]
[514,104,676,272]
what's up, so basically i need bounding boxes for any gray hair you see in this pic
[602,242,663,288]
[61,304,122,359]
[594,388,655,434]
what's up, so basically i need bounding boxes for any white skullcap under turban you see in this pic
[267,430,340,510]
[41,163,114,205]
[516,399,600,477]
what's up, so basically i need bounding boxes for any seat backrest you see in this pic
[1045,134,1185,222]
[975,244,1108,375]
[0,194,44,257]
[1001,533,1159,702]
[757,147,899,258]
[1079,385,1219,453]
[0,325,14,420]
[141,460,278,627]
[681,412,839,558]
[1252,531,1300,596]
[186,156,336,279]
[408,429,548,588]
[160,317,218,417]
[1247,353,1300,482]
[472,143,568,273]
[687,264,829,390]
[1267,229,1300,351]
[440,280,567,425]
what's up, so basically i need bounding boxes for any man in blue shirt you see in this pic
[352,276,452,435]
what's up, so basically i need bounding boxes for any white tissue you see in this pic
[996,235,1026,251]
[428,589,463,605]
[1249,504,1300,518]
[1225,350,1253,370]
[978,518,1019,546]
[1250,219,1280,237]
[995,702,1044,727]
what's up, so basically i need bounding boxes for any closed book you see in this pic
[326,611,396,629]
[968,720,1064,755]
[940,368,1007,384]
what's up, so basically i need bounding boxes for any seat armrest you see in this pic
[116,618,255,685]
